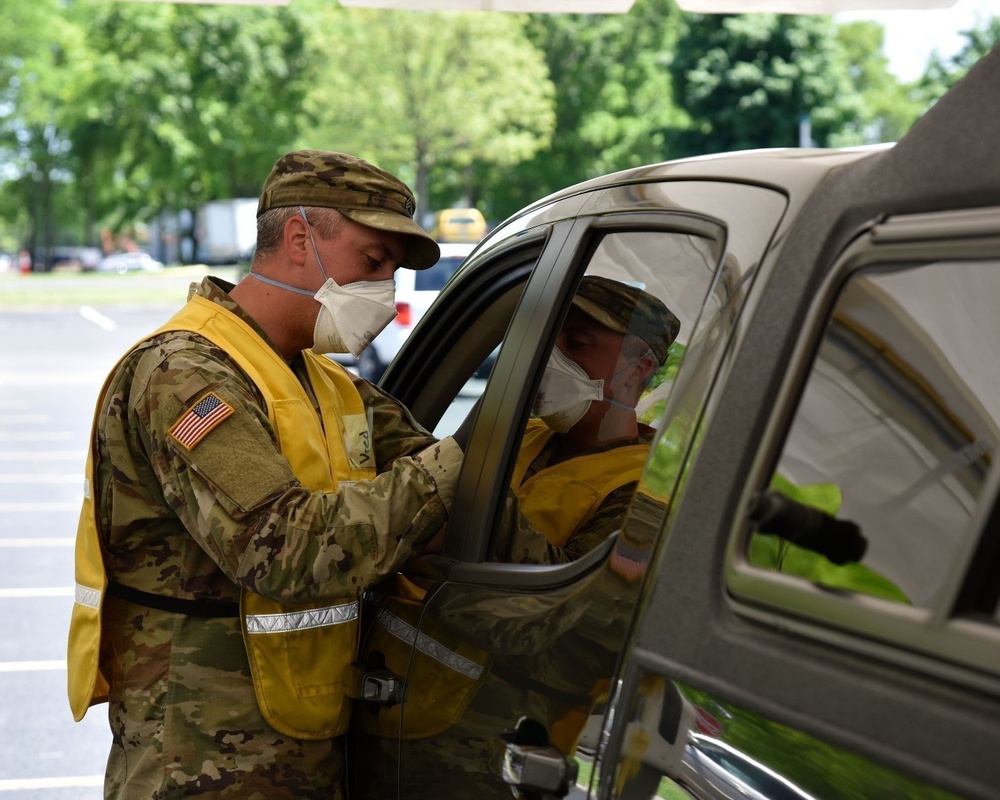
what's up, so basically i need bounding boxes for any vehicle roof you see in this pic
[478,145,889,253]
[547,144,888,199]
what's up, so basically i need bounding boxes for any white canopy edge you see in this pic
[337,0,955,12]
[677,0,954,12]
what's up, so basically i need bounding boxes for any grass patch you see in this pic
[0,266,241,309]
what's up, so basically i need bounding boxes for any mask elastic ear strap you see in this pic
[604,397,635,412]
[299,205,331,282]
[609,347,655,381]
[603,347,654,412]
[245,272,315,297]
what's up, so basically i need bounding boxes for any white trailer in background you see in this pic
[195,198,258,265]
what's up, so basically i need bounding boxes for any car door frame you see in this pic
[384,208,732,575]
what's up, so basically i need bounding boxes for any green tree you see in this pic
[912,15,1000,108]
[833,20,922,145]
[0,1,91,265]
[64,1,312,249]
[300,4,555,225]
[669,13,860,155]
[478,0,685,222]
[1,0,314,266]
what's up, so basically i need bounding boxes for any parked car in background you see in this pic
[336,241,476,380]
[348,48,1000,800]
[95,251,164,274]
[429,207,487,243]
[196,198,258,265]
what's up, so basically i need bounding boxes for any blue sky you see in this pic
[835,0,999,81]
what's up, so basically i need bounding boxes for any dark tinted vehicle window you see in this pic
[761,259,1000,609]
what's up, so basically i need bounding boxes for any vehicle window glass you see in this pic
[756,260,1000,609]
[635,184,787,540]
[495,230,719,564]
[423,266,529,439]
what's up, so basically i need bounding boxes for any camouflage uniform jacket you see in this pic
[91,277,461,799]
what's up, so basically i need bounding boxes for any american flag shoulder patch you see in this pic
[169,391,234,449]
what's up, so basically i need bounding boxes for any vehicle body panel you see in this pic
[596,48,1000,800]
[348,47,1000,800]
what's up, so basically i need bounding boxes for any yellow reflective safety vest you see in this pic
[362,419,650,739]
[68,294,375,740]
[360,574,492,739]
[510,419,650,548]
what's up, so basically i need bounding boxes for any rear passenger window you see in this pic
[756,259,1000,610]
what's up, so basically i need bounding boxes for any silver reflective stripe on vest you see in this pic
[246,600,359,635]
[377,609,483,680]
[75,584,101,610]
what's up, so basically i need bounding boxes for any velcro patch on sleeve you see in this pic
[169,391,235,450]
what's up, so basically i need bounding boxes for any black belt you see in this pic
[106,581,240,618]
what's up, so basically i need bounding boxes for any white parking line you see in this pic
[0,502,79,512]
[0,538,74,547]
[79,305,117,332]
[0,659,65,673]
[0,776,104,791]
[0,474,78,483]
[0,587,73,598]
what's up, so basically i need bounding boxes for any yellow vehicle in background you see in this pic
[429,207,487,243]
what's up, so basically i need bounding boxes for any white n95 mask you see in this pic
[532,346,605,433]
[313,277,397,357]
[299,205,397,357]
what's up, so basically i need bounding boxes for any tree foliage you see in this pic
[0,2,92,258]
[1,0,989,266]
[670,13,861,154]
[300,4,555,225]
[477,0,685,220]
[912,15,1000,107]
[833,20,924,145]
[2,0,311,262]
[64,2,311,220]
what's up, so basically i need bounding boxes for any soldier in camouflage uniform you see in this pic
[67,151,467,799]
[497,275,680,564]
[355,278,680,799]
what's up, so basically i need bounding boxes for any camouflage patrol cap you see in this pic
[257,150,440,270]
[572,275,680,365]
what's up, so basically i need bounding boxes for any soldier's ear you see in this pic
[284,214,310,267]
[636,350,658,390]
[638,347,656,372]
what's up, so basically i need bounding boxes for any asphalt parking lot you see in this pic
[0,269,226,796]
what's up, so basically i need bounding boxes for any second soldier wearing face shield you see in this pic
[353,276,681,799]
[500,275,680,563]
